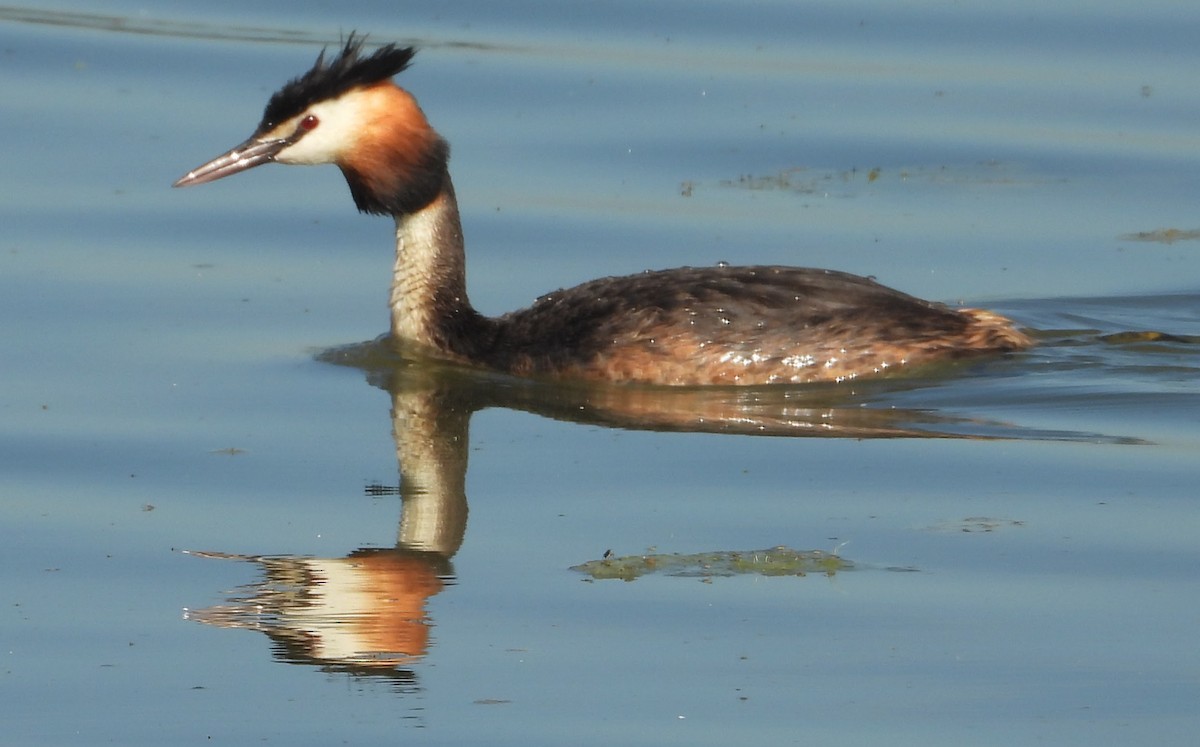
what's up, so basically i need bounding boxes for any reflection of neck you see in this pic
[391,385,470,556]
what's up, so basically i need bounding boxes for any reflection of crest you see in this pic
[184,548,453,686]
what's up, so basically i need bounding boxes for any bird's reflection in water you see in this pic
[183,339,1048,686]
[184,548,449,690]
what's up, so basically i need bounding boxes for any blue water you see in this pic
[2,3,1198,745]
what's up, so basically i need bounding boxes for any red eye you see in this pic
[300,114,319,130]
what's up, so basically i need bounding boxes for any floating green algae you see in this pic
[1118,227,1200,244]
[925,517,1025,533]
[571,546,852,582]
[1098,330,1198,345]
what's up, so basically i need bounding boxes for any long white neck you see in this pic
[389,179,483,357]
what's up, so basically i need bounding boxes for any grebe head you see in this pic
[173,34,449,215]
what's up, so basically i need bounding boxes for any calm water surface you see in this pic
[2,2,1198,745]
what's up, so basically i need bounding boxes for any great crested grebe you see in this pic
[175,36,1032,386]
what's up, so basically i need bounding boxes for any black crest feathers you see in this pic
[258,34,416,132]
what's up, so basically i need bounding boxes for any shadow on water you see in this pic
[0,5,520,52]
[178,293,1200,688]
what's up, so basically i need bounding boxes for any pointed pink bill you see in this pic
[172,136,290,187]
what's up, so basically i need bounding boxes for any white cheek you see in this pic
[274,95,367,165]
[276,127,342,164]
